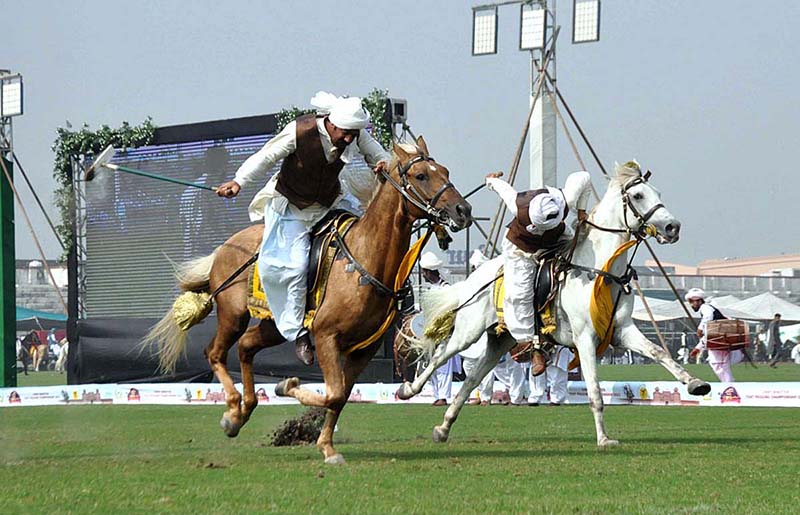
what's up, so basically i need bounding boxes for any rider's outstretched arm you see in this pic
[485,176,519,216]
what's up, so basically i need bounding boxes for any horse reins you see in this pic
[380,154,455,226]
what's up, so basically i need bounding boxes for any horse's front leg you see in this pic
[574,331,617,447]
[615,324,710,396]
[273,333,347,464]
[434,332,513,443]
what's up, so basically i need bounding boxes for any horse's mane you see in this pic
[610,160,642,187]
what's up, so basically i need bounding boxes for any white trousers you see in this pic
[431,355,461,401]
[258,194,360,341]
[493,355,527,404]
[502,237,538,342]
[529,365,569,404]
[708,349,743,383]
[460,356,495,402]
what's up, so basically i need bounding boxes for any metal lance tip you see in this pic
[84,145,116,181]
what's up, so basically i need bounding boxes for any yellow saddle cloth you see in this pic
[492,266,557,337]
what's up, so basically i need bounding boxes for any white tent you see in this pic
[633,299,755,322]
[728,292,800,322]
[708,295,741,307]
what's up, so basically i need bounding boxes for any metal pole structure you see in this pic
[529,0,558,189]
[632,280,670,353]
[0,153,15,386]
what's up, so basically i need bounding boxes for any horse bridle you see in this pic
[380,154,455,226]
[585,171,665,239]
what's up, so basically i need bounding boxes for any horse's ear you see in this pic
[415,135,429,156]
[393,143,410,162]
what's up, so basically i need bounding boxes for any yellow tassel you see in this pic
[540,304,557,335]
[424,311,456,342]
[173,292,213,331]
[248,306,273,320]
[495,322,508,336]
[303,309,316,329]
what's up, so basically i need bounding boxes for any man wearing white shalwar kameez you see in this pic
[529,345,574,405]
[217,92,391,365]
[485,171,593,376]
[686,288,743,382]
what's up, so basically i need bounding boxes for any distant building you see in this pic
[15,259,68,315]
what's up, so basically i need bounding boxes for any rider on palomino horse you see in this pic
[485,170,592,376]
[216,91,391,366]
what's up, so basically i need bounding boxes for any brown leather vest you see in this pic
[275,114,345,209]
[505,189,569,253]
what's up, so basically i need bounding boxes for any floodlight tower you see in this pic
[0,69,22,387]
[471,0,601,189]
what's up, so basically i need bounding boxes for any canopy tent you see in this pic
[16,306,67,331]
[707,295,742,307]
[633,299,755,322]
[727,292,800,322]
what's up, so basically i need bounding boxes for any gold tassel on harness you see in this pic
[172,291,213,331]
[423,310,456,342]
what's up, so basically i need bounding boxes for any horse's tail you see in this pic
[405,283,463,358]
[142,250,217,374]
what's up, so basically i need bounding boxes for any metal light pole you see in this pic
[471,0,600,189]
[0,70,23,387]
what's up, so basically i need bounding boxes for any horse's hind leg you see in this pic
[434,332,512,443]
[238,319,284,424]
[207,312,249,437]
[575,331,617,447]
[616,324,710,395]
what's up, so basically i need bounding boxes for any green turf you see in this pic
[15,371,66,387]
[1,404,797,515]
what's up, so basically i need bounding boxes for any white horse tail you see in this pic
[404,283,462,358]
[143,251,217,374]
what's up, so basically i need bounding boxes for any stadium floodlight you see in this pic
[472,6,498,56]
[519,3,547,51]
[0,74,23,118]
[572,0,600,44]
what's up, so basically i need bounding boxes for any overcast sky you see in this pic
[4,0,799,266]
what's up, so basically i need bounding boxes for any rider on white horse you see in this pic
[216,91,391,366]
[485,170,593,376]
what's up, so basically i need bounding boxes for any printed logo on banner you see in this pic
[720,386,741,404]
[8,390,22,404]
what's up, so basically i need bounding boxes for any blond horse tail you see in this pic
[143,251,217,374]
[405,284,461,359]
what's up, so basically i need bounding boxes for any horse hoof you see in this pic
[324,454,346,465]
[220,416,241,438]
[432,426,449,443]
[598,437,619,448]
[275,377,300,397]
[396,382,415,400]
[687,379,711,396]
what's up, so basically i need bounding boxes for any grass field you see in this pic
[14,363,800,388]
[1,403,798,515]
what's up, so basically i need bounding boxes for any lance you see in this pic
[84,145,217,192]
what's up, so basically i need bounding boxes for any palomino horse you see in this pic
[146,137,471,464]
[400,162,710,447]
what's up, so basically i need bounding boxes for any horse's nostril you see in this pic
[456,203,472,219]
[666,222,681,236]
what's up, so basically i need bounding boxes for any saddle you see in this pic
[247,210,358,326]
[493,257,559,338]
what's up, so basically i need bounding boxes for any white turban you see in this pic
[469,249,488,269]
[527,187,566,234]
[685,288,705,301]
[310,91,369,130]
[420,252,443,271]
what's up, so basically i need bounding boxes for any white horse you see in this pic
[398,162,710,447]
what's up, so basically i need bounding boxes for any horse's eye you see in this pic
[415,173,427,181]
[633,193,644,200]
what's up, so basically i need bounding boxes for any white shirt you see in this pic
[692,303,716,351]
[233,118,391,222]
[486,171,592,218]
[791,343,800,364]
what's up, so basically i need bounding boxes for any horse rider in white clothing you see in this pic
[485,171,593,376]
[217,91,391,365]
[686,288,743,382]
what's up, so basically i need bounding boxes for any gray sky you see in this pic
[4,0,799,265]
